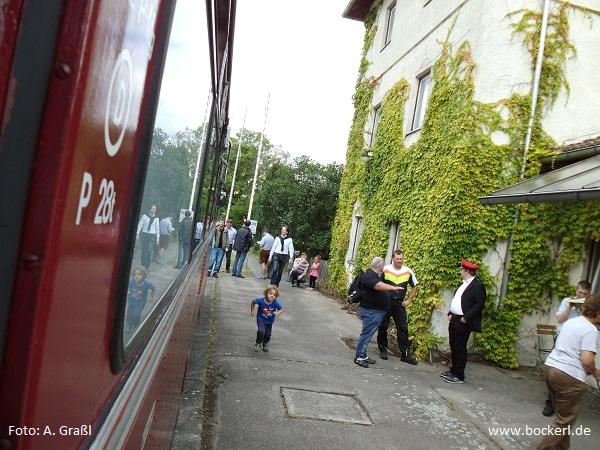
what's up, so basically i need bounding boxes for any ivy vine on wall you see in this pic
[328,2,600,367]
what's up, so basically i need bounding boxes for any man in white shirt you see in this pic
[537,294,600,450]
[194,221,204,248]
[224,219,237,273]
[268,226,294,287]
[556,280,591,327]
[136,205,160,270]
[542,280,591,416]
[441,259,486,384]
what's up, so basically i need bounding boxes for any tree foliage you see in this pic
[143,127,203,217]
[254,156,343,259]
[220,130,290,224]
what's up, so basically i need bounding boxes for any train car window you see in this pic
[122,0,211,345]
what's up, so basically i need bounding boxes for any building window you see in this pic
[383,2,396,48]
[586,240,600,292]
[411,71,431,131]
[348,216,363,263]
[385,222,401,263]
[367,105,381,148]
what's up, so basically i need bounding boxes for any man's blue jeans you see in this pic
[355,307,387,359]
[232,250,248,276]
[208,247,225,273]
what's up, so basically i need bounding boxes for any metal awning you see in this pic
[479,153,600,204]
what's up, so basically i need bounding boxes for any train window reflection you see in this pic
[122,0,210,345]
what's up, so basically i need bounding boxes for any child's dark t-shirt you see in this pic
[128,279,155,303]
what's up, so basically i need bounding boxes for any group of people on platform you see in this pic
[349,251,599,450]
[135,204,196,271]
[351,251,432,369]
[206,221,323,290]
[128,205,195,332]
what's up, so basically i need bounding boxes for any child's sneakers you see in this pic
[262,343,269,352]
[254,344,261,352]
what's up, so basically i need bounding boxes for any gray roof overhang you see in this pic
[342,0,375,21]
[479,153,600,204]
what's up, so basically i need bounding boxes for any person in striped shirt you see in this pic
[377,249,419,364]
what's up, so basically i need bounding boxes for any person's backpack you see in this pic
[347,271,364,304]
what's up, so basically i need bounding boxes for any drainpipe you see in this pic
[498,0,552,305]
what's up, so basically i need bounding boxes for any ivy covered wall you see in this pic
[328,2,600,367]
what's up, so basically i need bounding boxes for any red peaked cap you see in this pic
[461,259,479,271]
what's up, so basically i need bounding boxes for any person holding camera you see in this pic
[354,257,405,368]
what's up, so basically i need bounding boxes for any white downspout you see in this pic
[499,0,552,304]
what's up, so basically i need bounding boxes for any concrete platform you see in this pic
[173,256,600,450]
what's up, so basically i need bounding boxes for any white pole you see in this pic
[247,93,270,221]
[189,88,212,210]
[225,108,247,221]
[498,0,552,306]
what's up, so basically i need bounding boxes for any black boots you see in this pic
[400,350,418,365]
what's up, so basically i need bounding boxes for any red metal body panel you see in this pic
[1,0,236,447]
[0,0,202,448]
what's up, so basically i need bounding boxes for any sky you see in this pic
[154,0,365,164]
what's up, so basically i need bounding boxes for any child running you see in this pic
[250,285,284,352]
[306,255,321,291]
[126,266,155,329]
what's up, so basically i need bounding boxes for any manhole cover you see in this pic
[281,387,372,425]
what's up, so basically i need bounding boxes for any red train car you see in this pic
[0,0,236,448]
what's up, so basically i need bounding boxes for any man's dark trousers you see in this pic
[225,244,233,271]
[270,253,289,287]
[377,301,409,353]
[448,315,471,381]
[140,232,155,269]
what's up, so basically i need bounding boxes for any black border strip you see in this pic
[0,0,65,373]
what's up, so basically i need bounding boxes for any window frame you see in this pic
[385,222,401,263]
[411,69,432,132]
[115,133,219,368]
[348,215,363,264]
[585,240,600,293]
[383,2,396,49]
[367,104,381,148]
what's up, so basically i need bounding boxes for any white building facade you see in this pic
[341,0,600,373]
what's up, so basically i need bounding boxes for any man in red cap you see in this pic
[441,259,486,384]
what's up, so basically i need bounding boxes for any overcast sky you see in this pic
[155,0,365,165]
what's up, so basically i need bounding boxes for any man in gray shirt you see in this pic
[257,229,274,279]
